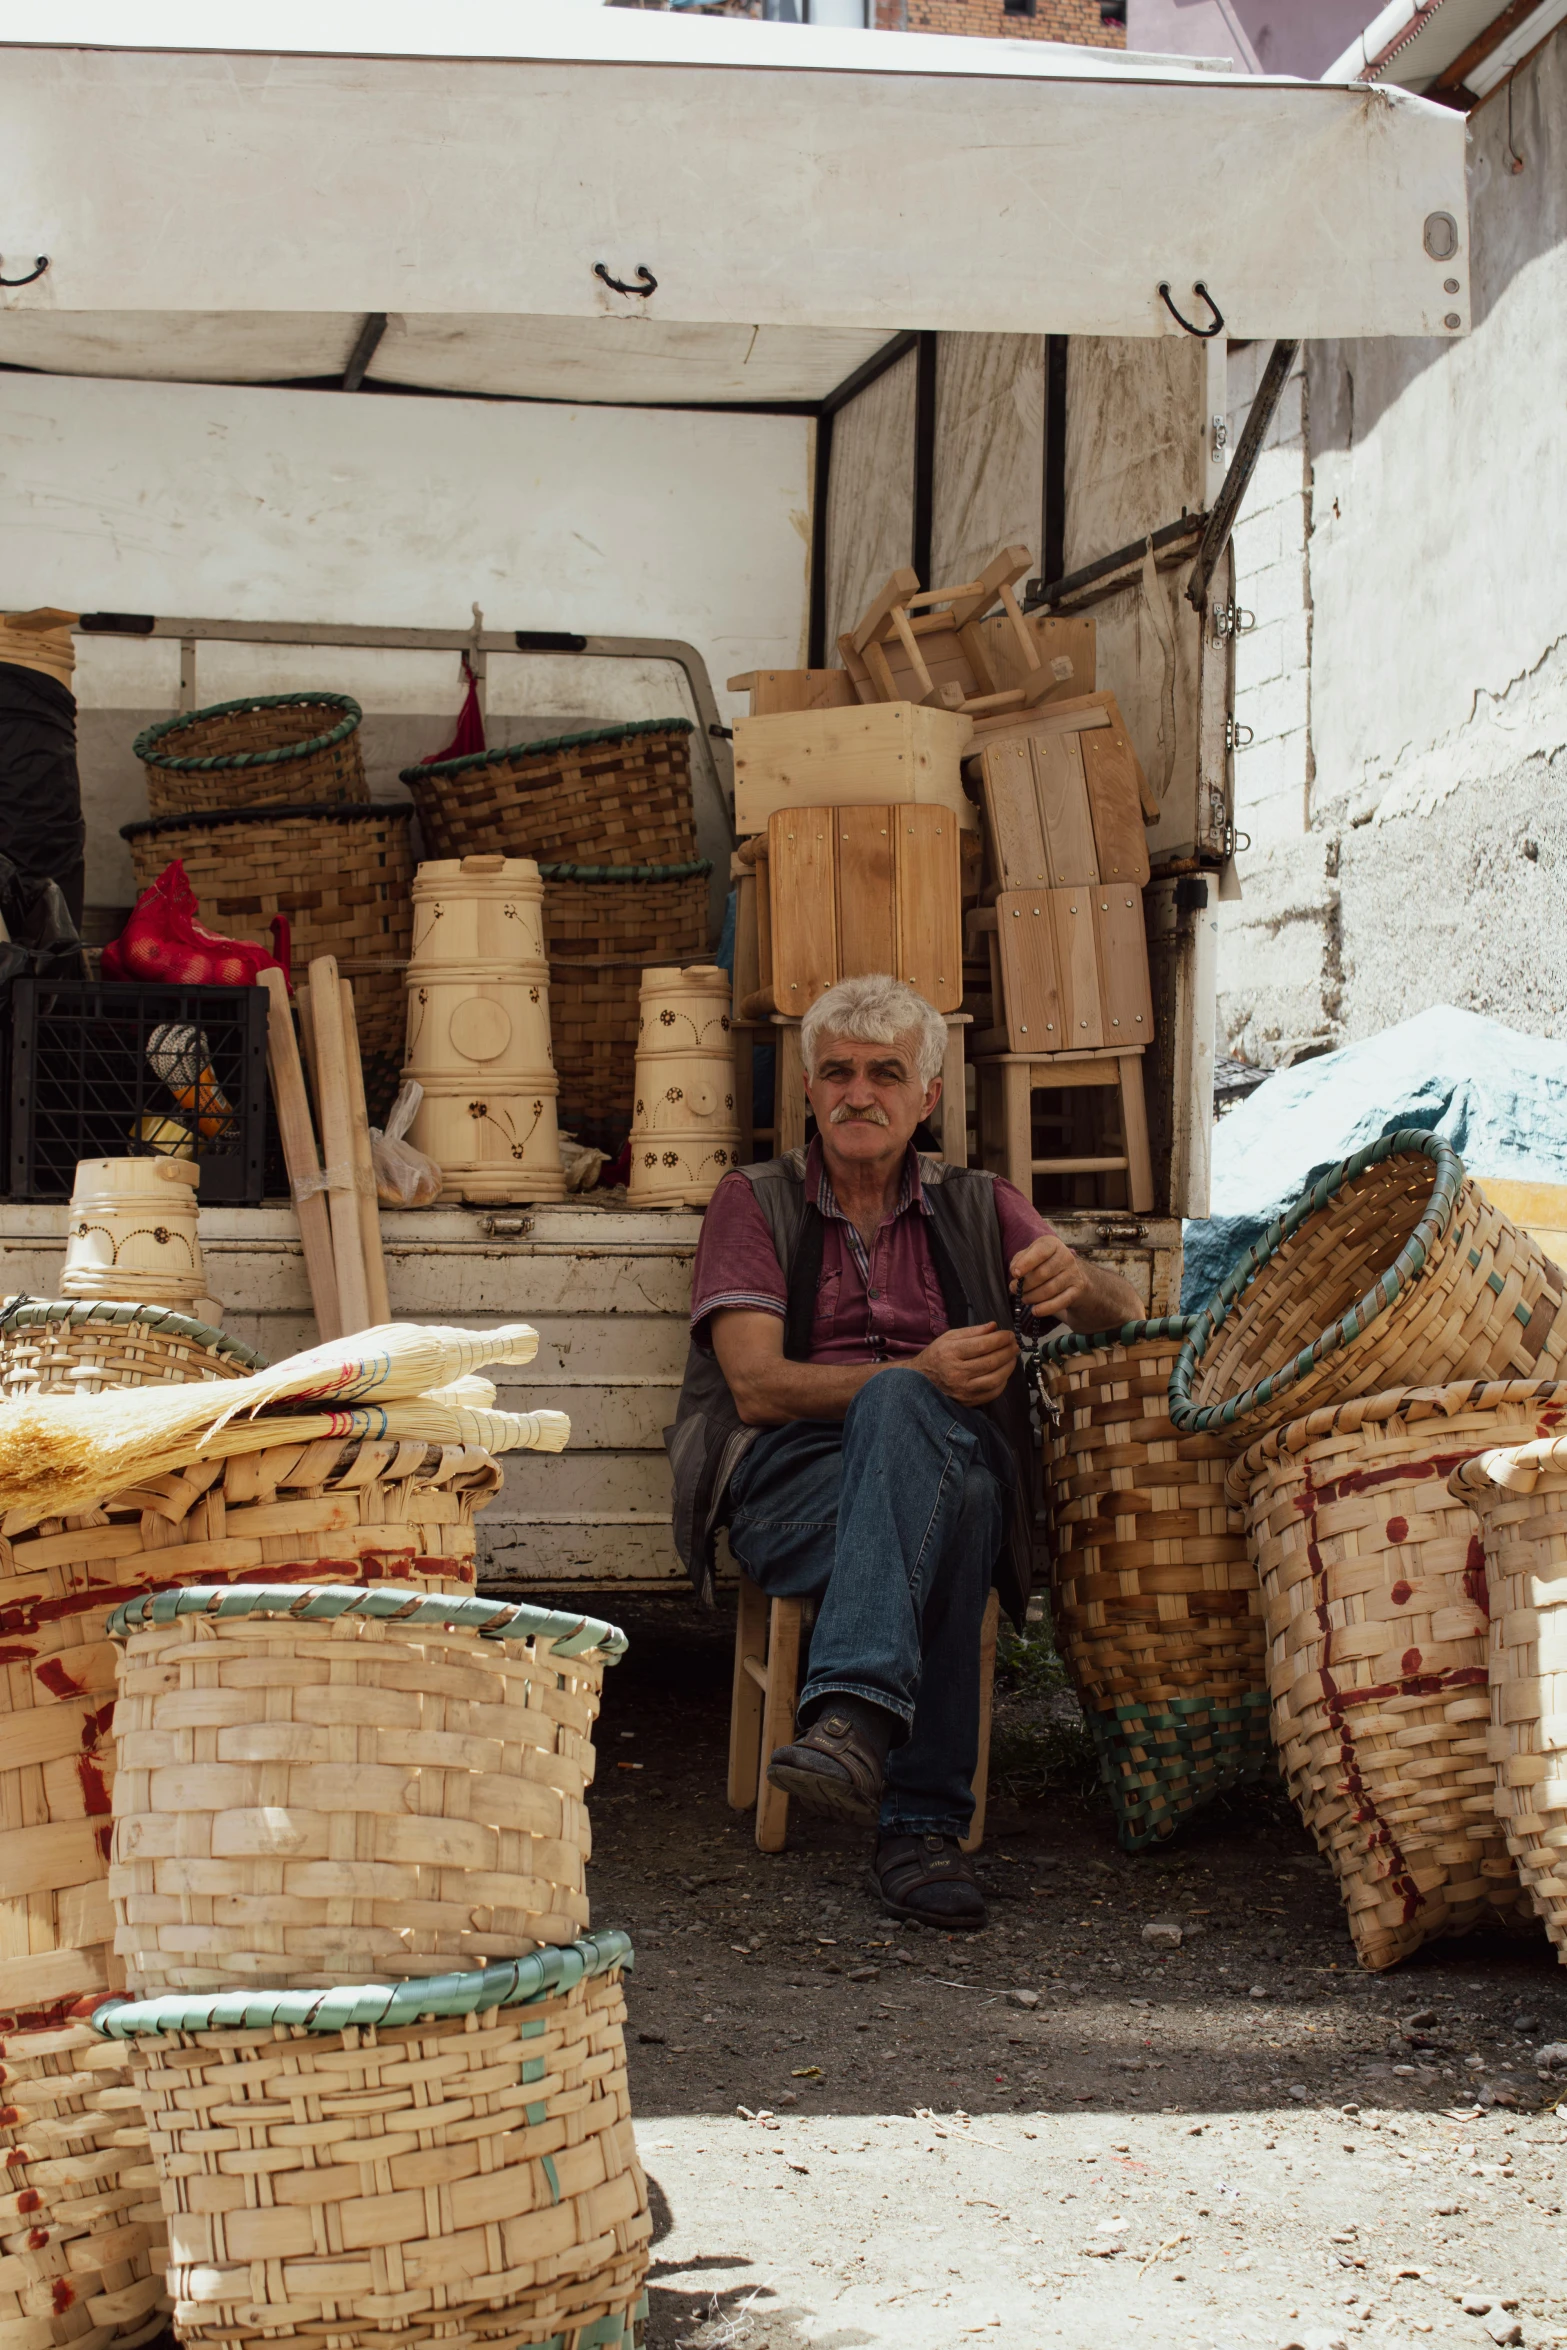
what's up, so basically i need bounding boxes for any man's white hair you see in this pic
[800,974,946,1087]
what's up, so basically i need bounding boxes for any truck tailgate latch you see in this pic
[594,263,658,299]
[1158,280,1224,339]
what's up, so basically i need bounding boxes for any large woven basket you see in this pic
[544,860,712,1147]
[122,802,414,1120]
[1038,1319,1266,1851]
[1449,1434,1567,1967]
[134,694,366,820]
[0,1438,491,2024]
[403,718,696,870]
[1171,1130,1567,1451]
[108,1584,627,1993]
[1230,1380,1567,1970]
[93,1933,650,2350]
[0,2016,169,2350]
[0,1299,266,1397]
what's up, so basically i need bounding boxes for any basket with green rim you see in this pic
[0,1294,266,1395]
[402,715,696,870]
[135,691,366,818]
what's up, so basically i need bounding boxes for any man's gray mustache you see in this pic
[828,1102,892,1127]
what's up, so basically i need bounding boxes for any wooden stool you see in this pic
[975,1047,1153,1212]
[728,1575,1000,1855]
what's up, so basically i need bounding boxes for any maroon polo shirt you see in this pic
[689,1138,1054,1365]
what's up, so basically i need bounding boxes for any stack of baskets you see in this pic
[96,1584,645,2350]
[401,720,709,1148]
[128,694,413,1120]
[1163,1127,1567,1971]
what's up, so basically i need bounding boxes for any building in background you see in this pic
[1126,0,1377,74]
[625,0,1125,38]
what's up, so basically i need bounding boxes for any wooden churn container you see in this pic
[627,965,741,1208]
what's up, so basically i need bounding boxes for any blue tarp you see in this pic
[1182,1007,1567,1310]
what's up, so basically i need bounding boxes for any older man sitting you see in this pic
[666,974,1141,1926]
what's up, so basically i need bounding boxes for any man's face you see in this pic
[804,1030,941,1174]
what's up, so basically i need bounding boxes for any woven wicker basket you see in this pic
[93,1933,649,2350]
[544,860,712,1146]
[1230,1380,1567,1971]
[1449,1434,1567,1967]
[108,1584,626,1993]
[0,1299,265,1398]
[134,695,366,820]
[1038,1319,1267,1850]
[0,2017,169,2350]
[403,719,696,870]
[1171,1131,1567,1451]
[0,1438,491,2023]
[122,802,413,1121]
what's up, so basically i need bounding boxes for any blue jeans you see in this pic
[727,1368,1011,1839]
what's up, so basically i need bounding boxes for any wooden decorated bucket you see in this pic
[0,1437,493,2025]
[627,965,741,1209]
[1449,1433,1567,1967]
[1171,1131,1567,1451]
[108,1585,627,1994]
[1230,1380,1566,1970]
[1038,1318,1266,1849]
[403,854,564,1204]
[93,1933,649,2350]
[60,1157,207,1311]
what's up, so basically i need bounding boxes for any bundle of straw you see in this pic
[0,1322,563,1526]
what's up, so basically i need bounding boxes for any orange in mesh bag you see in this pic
[102,858,288,988]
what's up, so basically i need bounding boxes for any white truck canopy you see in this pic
[0,2,1468,401]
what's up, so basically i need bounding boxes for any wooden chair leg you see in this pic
[728,1573,769,1812]
[939,1017,968,1166]
[756,1596,803,1853]
[1118,1053,1155,1213]
[960,1588,1002,1856]
[1002,1060,1033,1197]
[776,1024,807,1156]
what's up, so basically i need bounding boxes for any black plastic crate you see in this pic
[7,978,268,1205]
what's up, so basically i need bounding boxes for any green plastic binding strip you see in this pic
[400,714,693,785]
[0,1295,267,1369]
[1037,1315,1195,1365]
[1167,1128,1464,1439]
[536,858,712,883]
[90,1929,633,2039]
[104,1579,628,1660]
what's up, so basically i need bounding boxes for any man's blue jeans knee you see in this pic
[727,1368,1011,1839]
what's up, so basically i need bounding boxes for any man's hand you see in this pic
[1010,1232,1144,1334]
[913,1322,1018,1406]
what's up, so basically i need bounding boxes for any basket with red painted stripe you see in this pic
[1228,1379,1566,1970]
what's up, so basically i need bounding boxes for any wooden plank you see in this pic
[767,808,839,1017]
[834,805,897,979]
[851,565,922,656]
[1082,695,1153,884]
[306,953,372,1337]
[729,1574,769,1809]
[734,703,977,834]
[479,1522,687,1590]
[1051,886,1106,1050]
[726,669,858,716]
[258,968,339,1344]
[487,1448,673,1516]
[340,976,391,1328]
[1094,884,1155,1049]
[756,1597,802,1851]
[892,806,963,1013]
[993,890,1065,1052]
[979,738,1048,889]
[1033,732,1099,886]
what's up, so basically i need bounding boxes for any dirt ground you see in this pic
[571,1598,1567,2350]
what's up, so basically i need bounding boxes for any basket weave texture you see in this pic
[403,720,696,871]
[0,2019,169,2350]
[1171,1132,1567,1449]
[1231,1380,1567,1970]
[135,696,366,820]
[1039,1319,1266,1850]
[1449,1435,1567,1965]
[104,1942,649,2350]
[123,803,414,1120]
[543,864,711,1142]
[0,1438,488,2021]
[0,1300,265,1398]
[108,1586,622,1993]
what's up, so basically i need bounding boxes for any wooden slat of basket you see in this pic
[0,2020,169,2350]
[1447,1440,1567,1967]
[1172,1136,1567,1450]
[1232,1379,1566,1970]
[546,874,709,1132]
[1041,1326,1265,1850]
[0,1440,489,2006]
[138,1971,649,2350]
[111,1606,610,1993]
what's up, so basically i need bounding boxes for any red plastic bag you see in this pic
[102,861,287,989]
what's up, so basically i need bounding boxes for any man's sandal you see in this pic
[873,1832,987,1928]
[766,1706,887,1825]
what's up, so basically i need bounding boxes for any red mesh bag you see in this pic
[102,860,288,989]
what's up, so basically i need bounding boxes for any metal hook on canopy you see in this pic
[593,263,658,299]
[1158,280,1225,339]
[0,255,49,289]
